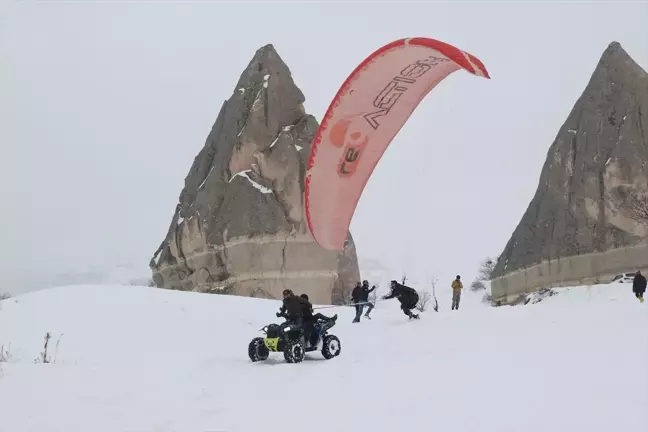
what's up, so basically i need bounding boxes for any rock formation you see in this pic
[492,41,648,280]
[150,44,361,304]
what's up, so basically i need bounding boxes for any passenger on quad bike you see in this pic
[276,289,312,344]
[382,280,420,320]
[299,293,337,346]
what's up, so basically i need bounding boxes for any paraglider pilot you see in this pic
[382,280,420,320]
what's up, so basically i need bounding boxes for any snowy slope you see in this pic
[1,283,647,432]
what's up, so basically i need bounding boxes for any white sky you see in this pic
[2,0,647,295]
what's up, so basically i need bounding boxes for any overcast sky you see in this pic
[2,0,647,295]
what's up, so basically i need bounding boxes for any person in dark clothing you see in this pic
[351,282,363,323]
[351,281,375,322]
[276,289,314,345]
[299,294,337,346]
[632,271,646,303]
[382,280,420,319]
[277,289,310,321]
[299,294,337,323]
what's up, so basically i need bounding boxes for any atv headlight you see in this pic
[284,326,291,332]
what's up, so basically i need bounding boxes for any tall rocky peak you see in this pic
[492,41,648,279]
[150,44,360,304]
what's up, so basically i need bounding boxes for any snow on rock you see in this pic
[0,282,646,432]
[228,169,272,194]
[295,144,303,151]
[263,74,270,88]
[198,166,215,189]
[269,134,280,148]
[237,87,245,94]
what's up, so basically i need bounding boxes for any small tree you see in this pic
[477,258,496,281]
[0,293,10,301]
[427,276,439,312]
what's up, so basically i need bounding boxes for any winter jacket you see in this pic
[360,283,376,302]
[451,279,463,292]
[351,284,363,302]
[384,282,418,302]
[279,295,312,318]
[633,273,647,293]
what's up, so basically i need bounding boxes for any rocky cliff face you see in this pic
[492,42,648,279]
[150,45,360,304]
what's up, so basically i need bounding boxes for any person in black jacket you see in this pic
[351,281,370,323]
[632,271,646,303]
[277,289,310,323]
[357,280,376,320]
[382,280,420,319]
[299,294,337,346]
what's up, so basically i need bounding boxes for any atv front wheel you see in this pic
[321,335,341,359]
[248,337,269,362]
[284,340,305,363]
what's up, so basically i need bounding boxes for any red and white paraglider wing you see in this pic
[304,37,490,250]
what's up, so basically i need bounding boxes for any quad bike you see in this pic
[248,317,341,363]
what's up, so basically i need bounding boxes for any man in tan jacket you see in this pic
[451,275,463,310]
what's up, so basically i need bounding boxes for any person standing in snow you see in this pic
[632,270,646,303]
[382,280,420,320]
[451,275,463,310]
[351,282,364,323]
[360,280,376,319]
[351,280,376,322]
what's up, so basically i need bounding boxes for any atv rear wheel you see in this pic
[321,334,341,359]
[248,337,269,362]
[283,340,305,363]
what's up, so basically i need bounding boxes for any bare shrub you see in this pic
[34,332,51,364]
[481,292,498,306]
[471,280,486,291]
[0,293,10,301]
[0,344,12,362]
[416,291,432,312]
[427,276,440,312]
[616,186,648,223]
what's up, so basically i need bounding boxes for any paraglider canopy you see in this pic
[304,37,490,250]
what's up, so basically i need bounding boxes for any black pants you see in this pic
[399,294,419,317]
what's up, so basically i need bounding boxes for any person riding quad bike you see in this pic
[276,289,334,347]
[300,294,337,346]
[382,280,420,319]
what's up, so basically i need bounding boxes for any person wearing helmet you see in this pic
[382,280,420,320]
[451,275,463,310]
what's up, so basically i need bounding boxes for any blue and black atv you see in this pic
[248,316,341,364]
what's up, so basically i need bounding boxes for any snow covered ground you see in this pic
[1,282,647,432]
